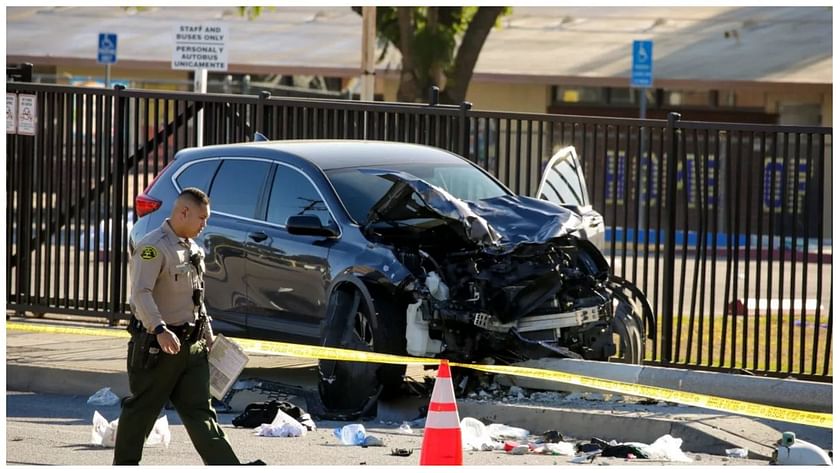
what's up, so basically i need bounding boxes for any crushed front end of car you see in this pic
[363,170,654,366]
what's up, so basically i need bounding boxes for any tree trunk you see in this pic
[440,7,504,104]
[396,8,419,102]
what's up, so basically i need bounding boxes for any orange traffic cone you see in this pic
[420,359,463,465]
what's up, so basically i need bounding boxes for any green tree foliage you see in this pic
[360,7,508,104]
[238,6,508,104]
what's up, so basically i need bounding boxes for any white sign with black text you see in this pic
[17,94,37,136]
[7,93,17,134]
[172,23,229,71]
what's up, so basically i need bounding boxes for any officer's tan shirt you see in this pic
[129,219,204,332]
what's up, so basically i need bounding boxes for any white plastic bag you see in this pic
[639,434,692,462]
[460,417,499,451]
[91,410,119,447]
[90,411,170,448]
[544,442,577,456]
[145,414,171,447]
[254,409,306,437]
[486,423,530,441]
[87,387,120,406]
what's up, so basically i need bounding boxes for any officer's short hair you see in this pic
[179,187,210,207]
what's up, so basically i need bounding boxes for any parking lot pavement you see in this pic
[6,316,830,460]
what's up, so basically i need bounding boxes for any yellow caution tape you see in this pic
[7,321,832,428]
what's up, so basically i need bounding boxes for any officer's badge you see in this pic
[140,246,158,260]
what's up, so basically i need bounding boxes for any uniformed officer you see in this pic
[113,187,241,465]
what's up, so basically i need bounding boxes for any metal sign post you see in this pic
[630,39,653,119]
[97,33,118,88]
[173,23,229,147]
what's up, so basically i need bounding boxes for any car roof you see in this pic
[183,140,468,171]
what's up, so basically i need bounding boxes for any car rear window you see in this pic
[175,159,219,193]
[208,159,271,219]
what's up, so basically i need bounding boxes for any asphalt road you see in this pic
[6,391,769,466]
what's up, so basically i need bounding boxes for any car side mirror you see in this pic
[286,215,338,238]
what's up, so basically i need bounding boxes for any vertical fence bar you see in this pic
[109,85,126,322]
[812,133,825,374]
[660,112,681,363]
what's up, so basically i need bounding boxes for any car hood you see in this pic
[364,170,584,250]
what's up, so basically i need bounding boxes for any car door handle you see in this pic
[248,231,268,243]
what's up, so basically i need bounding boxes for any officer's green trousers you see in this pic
[113,337,239,465]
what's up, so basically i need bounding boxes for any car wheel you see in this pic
[612,310,643,364]
[318,287,407,412]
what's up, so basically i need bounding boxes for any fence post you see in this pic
[16,88,34,310]
[660,112,681,363]
[256,90,271,138]
[459,101,473,158]
[109,84,127,325]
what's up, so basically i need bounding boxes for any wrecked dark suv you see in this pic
[130,140,653,412]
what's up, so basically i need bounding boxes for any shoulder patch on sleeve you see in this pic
[139,246,159,260]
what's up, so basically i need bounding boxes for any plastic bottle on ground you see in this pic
[334,424,367,445]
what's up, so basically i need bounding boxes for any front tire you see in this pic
[318,287,406,412]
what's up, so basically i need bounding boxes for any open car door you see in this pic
[537,146,605,250]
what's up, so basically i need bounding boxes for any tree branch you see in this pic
[442,6,504,104]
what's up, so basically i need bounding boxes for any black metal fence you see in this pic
[6,83,832,381]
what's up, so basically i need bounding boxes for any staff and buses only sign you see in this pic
[172,23,229,71]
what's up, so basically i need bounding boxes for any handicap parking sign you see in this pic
[631,40,653,88]
[98,33,118,64]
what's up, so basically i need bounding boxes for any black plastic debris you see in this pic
[542,430,564,443]
[391,448,414,457]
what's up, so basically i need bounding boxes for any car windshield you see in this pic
[326,162,510,224]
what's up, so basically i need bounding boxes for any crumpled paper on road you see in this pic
[90,411,171,448]
[254,409,306,437]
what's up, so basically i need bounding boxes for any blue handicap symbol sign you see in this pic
[98,33,118,64]
[631,40,653,88]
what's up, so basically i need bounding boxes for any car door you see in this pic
[242,162,337,343]
[537,146,605,249]
[199,157,273,337]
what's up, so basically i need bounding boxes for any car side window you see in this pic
[175,160,219,193]
[208,159,271,219]
[266,166,334,227]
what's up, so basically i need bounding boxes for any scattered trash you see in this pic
[460,417,498,451]
[391,448,413,457]
[91,411,169,448]
[334,424,367,446]
[633,434,692,462]
[725,448,748,458]
[234,400,316,431]
[601,445,648,459]
[145,415,171,447]
[772,431,832,465]
[87,387,120,406]
[91,411,118,447]
[254,409,306,437]
[399,421,413,434]
[571,450,601,463]
[362,435,384,447]
[544,442,576,456]
[486,423,529,441]
[509,445,529,455]
[542,430,564,443]
[626,453,636,460]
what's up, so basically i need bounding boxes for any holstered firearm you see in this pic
[126,313,161,370]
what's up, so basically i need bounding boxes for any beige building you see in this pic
[6,6,832,126]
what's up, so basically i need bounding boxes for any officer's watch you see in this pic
[153,323,166,335]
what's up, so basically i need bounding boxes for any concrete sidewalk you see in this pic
[5,316,832,460]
